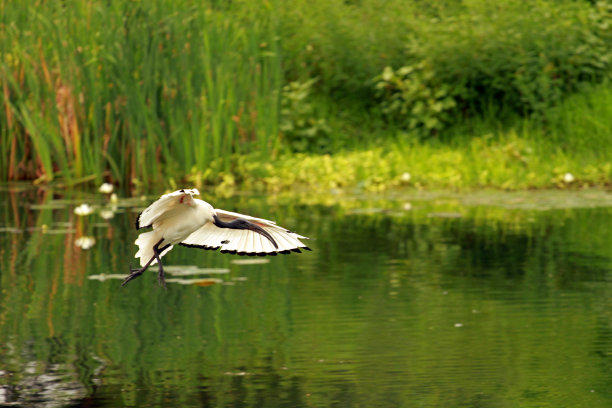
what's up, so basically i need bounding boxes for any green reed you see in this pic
[0,0,282,187]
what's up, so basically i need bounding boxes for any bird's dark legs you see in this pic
[122,255,156,287]
[122,239,170,287]
[154,243,171,288]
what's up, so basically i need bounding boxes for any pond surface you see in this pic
[1,186,612,407]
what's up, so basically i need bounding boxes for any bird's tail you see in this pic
[135,231,173,267]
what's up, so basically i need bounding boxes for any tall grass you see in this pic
[0,0,282,187]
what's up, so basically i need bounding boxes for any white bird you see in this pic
[122,188,310,287]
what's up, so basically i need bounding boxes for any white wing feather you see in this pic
[180,208,310,255]
[137,189,200,229]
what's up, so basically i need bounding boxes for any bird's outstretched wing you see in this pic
[180,209,310,256]
[136,189,200,229]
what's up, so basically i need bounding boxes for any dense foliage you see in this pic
[283,0,612,134]
[1,0,612,188]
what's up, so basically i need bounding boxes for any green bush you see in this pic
[373,0,612,131]
[374,63,460,137]
[280,0,612,133]
[280,79,331,153]
[279,0,416,96]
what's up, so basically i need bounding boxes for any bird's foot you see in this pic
[121,267,144,287]
[157,268,167,289]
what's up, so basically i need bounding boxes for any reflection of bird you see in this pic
[122,188,310,287]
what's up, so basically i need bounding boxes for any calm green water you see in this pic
[1,187,612,407]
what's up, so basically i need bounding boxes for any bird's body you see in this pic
[123,188,310,287]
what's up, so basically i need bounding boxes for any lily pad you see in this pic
[29,203,69,210]
[165,278,223,286]
[88,274,129,281]
[26,226,76,234]
[44,229,77,235]
[164,266,230,276]
[231,259,270,265]
[0,227,23,234]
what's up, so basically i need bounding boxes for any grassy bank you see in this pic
[1,0,612,192]
[222,83,612,194]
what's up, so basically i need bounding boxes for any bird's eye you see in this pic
[221,240,229,244]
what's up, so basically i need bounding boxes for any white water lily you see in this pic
[75,236,96,250]
[401,172,411,182]
[563,172,575,183]
[99,209,115,220]
[74,204,94,216]
[99,183,114,194]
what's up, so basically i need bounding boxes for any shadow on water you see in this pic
[1,186,612,407]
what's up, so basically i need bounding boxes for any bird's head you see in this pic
[179,188,200,196]
[178,188,200,207]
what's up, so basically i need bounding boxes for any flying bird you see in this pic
[122,189,310,287]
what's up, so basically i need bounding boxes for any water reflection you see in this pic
[0,359,89,407]
[0,186,612,407]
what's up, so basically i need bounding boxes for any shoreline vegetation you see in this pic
[2,0,612,193]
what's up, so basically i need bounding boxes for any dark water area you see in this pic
[1,186,612,407]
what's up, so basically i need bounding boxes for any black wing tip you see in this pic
[274,247,310,255]
[230,250,295,257]
[178,243,221,251]
[135,213,141,230]
[177,244,310,256]
[135,212,152,230]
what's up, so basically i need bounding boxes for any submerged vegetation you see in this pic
[1,0,612,191]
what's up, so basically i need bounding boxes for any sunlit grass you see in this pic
[232,138,608,193]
